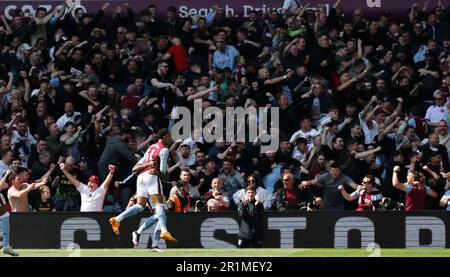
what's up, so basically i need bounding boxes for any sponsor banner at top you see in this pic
[0,0,438,21]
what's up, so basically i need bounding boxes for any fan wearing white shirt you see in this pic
[358,96,402,145]
[425,91,448,128]
[8,119,37,166]
[59,163,115,212]
[170,140,196,170]
[56,101,82,131]
[290,117,320,150]
[291,138,309,163]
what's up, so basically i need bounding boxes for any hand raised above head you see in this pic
[108,164,116,173]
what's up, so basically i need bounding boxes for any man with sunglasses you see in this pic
[275,172,304,211]
[338,175,383,211]
[147,61,175,99]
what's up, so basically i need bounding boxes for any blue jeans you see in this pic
[0,215,10,248]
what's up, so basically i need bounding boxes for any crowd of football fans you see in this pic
[0,0,450,213]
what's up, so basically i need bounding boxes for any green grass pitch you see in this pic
[2,248,450,257]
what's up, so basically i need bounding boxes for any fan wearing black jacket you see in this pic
[237,184,264,248]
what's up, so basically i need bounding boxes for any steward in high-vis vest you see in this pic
[167,181,191,212]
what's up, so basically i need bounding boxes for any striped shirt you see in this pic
[350,188,383,211]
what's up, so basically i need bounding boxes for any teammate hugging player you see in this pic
[109,128,177,251]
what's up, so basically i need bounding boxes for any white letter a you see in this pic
[366,0,381,8]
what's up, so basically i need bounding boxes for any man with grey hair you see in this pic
[425,90,448,128]
[30,151,53,181]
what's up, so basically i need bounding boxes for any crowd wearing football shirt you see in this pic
[0,0,450,213]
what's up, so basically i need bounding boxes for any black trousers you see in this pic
[238,237,262,248]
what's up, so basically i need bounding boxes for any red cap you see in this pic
[88,175,99,186]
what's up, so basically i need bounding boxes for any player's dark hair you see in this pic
[157,128,170,139]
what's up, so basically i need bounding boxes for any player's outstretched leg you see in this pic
[132,215,158,247]
[109,204,145,235]
[155,204,177,242]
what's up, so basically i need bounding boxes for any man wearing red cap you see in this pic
[59,163,115,212]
